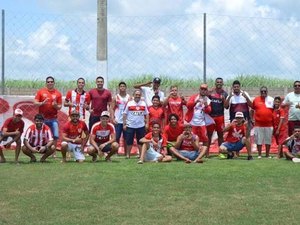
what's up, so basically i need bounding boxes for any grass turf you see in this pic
[1,152,300,225]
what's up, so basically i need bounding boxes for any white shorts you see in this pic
[254,127,273,145]
[62,142,85,161]
[0,136,13,146]
[145,147,162,162]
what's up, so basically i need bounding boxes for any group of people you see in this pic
[0,76,300,164]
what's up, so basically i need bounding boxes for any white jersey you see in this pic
[114,93,130,124]
[190,96,211,126]
[141,86,165,106]
[283,92,300,121]
[123,100,149,128]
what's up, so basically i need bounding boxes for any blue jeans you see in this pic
[115,123,127,143]
[44,119,59,140]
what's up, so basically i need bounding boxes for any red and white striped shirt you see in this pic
[114,93,130,124]
[24,124,53,147]
[65,89,91,119]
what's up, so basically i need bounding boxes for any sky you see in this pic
[0,0,299,81]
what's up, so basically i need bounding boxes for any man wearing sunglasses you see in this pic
[282,81,300,136]
[251,86,274,158]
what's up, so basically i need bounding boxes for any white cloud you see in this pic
[28,22,57,49]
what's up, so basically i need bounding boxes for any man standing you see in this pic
[207,77,228,155]
[0,108,24,163]
[34,76,62,149]
[224,80,253,122]
[64,77,91,120]
[282,80,300,136]
[22,114,55,162]
[89,76,112,131]
[134,77,165,106]
[88,111,119,162]
[251,86,274,158]
[123,90,149,158]
[61,110,90,163]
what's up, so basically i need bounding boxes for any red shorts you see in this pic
[206,116,225,133]
[192,125,208,142]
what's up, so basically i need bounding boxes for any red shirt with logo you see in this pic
[91,122,115,144]
[1,117,24,133]
[63,120,88,139]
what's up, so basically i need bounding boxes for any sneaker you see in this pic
[227,152,233,159]
[247,155,253,160]
[267,156,272,159]
[258,156,262,159]
[137,160,143,164]
[292,158,300,163]
[218,153,226,159]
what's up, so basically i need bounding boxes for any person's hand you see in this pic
[275,129,280,136]
[74,136,82,144]
[31,147,39,153]
[39,146,47,153]
[99,143,106,151]
[42,98,49,105]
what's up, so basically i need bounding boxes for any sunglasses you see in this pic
[260,90,267,93]
[294,85,300,88]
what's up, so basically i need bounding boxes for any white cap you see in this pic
[14,108,23,116]
[235,112,244,118]
[101,111,110,117]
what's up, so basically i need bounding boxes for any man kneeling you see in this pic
[219,112,253,160]
[22,114,55,162]
[61,110,89,163]
[88,111,119,162]
[138,122,172,164]
[283,126,300,163]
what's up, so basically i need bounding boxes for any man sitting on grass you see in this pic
[88,111,119,162]
[219,112,253,160]
[0,108,24,163]
[169,122,206,163]
[138,122,172,164]
[61,110,89,163]
[22,114,55,162]
[283,126,300,163]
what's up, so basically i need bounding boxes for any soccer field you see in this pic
[1,152,300,225]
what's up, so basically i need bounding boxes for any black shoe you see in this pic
[247,155,253,160]
[227,152,233,159]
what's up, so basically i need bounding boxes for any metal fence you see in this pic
[1,9,300,93]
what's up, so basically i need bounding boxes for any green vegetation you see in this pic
[4,74,294,91]
[1,152,300,225]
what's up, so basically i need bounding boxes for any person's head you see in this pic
[151,95,160,107]
[293,126,300,138]
[151,122,161,135]
[183,122,192,135]
[199,84,208,96]
[274,96,282,109]
[215,77,224,89]
[100,111,110,125]
[169,85,178,97]
[232,80,241,94]
[294,80,300,94]
[168,113,179,126]
[70,110,80,123]
[260,86,268,98]
[77,77,85,90]
[46,76,55,90]
[235,111,245,124]
[96,76,104,89]
[34,114,44,129]
[133,90,142,103]
[13,108,23,122]
[152,77,161,90]
[118,81,127,92]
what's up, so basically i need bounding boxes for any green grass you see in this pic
[1,151,300,225]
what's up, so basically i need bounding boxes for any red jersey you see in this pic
[63,120,88,139]
[163,124,184,142]
[24,124,53,147]
[226,123,246,143]
[166,96,185,123]
[180,134,197,151]
[148,106,164,130]
[35,88,62,119]
[252,96,274,127]
[1,117,24,133]
[273,108,288,132]
[91,122,115,144]
[65,89,91,119]
[144,132,167,153]
[89,88,112,117]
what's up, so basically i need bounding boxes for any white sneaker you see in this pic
[258,156,262,159]
[292,158,300,163]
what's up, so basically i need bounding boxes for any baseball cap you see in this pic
[101,111,110,117]
[70,110,80,115]
[200,84,208,89]
[153,77,161,84]
[14,108,23,116]
[235,112,244,118]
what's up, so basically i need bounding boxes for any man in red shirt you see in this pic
[64,77,91,119]
[34,76,62,149]
[0,108,25,163]
[61,110,90,163]
[148,95,164,131]
[251,86,274,158]
[22,114,55,162]
[88,76,113,131]
[88,111,119,162]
